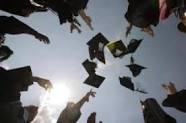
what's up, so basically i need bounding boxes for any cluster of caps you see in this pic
[82,33,147,94]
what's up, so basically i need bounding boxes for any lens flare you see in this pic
[43,83,71,105]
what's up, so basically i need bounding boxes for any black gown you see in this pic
[125,0,159,28]
[0,66,33,123]
[162,90,186,113]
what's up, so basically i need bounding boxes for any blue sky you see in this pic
[1,0,186,123]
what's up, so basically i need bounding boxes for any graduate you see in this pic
[0,66,53,123]
[32,0,93,33]
[125,0,177,37]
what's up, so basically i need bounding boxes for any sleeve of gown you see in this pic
[0,16,38,36]
[162,90,186,112]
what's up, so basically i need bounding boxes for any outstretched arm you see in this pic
[32,76,53,90]
[79,9,93,30]
[0,16,50,44]
[75,89,96,109]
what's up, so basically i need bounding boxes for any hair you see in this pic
[0,45,13,62]
[177,22,186,33]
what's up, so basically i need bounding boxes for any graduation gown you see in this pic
[162,90,186,112]
[125,0,159,28]
[0,66,33,103]
[142,98,177,123]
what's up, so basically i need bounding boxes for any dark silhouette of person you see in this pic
[0,0,47,17]
[141,98,177,123]
[32,0,93,33]
[0,66,53,123]
[57,89,96,123]
[87,112,96,123]
[0,16,50,44]
[125,0,159,37]
[0,45,13,62]
[162,82,186,112]
[125,0,177,37]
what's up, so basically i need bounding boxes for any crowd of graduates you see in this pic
[0,0,186,123]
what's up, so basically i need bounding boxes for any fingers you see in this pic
[70,23,82,33]
[169,82,175,87]
[162,82,177,95]
[89,89,96,97]
[35,34,50,44]
[39,36,50,44]
[162,84,168,89]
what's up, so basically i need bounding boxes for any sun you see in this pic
[43,83,71,105]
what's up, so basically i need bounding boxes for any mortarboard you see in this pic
[82,59,97,75]
[119,76,134,91]
[126,56,146,77]
[126,39,142,54]
[119,76,148,94]
[107,40,127,58]
[87,33,109,64]
[84,74,105,88]
[7,66,33,86]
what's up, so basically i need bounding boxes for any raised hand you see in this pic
[34,33,50,44]
[84,89,96,102]
[70,22,82,33]
[162,82,177,95]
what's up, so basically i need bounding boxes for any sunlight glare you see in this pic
[44,83,71,105]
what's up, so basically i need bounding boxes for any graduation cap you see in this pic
[7,66,33,84]
[107,40,127,58]
[87,33,109,64]
[119,76,134,91]
[119,76,147,94]
[126,56,146,77]
[126,39,142,54]
[84,74,105,88]
[82,59,97,75]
